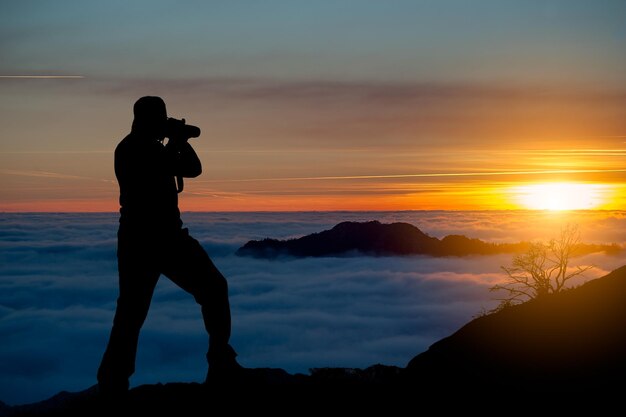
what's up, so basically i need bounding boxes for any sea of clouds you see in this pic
[1,210,625,405]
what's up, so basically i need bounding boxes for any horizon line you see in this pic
[1,208,624,214]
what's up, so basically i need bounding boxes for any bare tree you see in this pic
[490,225,592,311]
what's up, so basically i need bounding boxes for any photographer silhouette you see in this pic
[98,96,241,395]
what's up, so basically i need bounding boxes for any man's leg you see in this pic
[97,240,160,393]
[162,229,239,373]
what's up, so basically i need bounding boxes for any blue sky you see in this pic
[2,1,625,83]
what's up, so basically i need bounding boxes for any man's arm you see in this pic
[165,140,202,178]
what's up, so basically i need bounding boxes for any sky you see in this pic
[1,0,625,211]
[2,210,625,405]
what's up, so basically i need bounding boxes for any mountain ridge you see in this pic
[405,264,626,392]
[236,220,620,258]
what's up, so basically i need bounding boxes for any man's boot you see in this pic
[205,344,243,383]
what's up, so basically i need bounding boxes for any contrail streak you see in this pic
[0,75,84,79]
[0,169,113,183]
[198,168,626,183]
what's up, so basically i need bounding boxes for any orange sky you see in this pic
[1,93,625,211]
[1,2,625,212]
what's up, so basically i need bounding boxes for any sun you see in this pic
[512,182,609,211]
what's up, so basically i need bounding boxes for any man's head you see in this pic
[132,96,167,139]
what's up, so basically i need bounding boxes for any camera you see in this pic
[166,117,201,140]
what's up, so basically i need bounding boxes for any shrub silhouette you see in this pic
[491,224,593,311]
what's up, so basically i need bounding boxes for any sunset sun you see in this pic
[512,182,610,211]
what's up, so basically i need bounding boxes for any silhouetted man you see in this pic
[98,96,240,395]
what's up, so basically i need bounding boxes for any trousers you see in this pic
[97,227,231,387]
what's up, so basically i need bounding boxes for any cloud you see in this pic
[2,75,625,213]
[75,77,626,150]
[1,211,625,405]
[59,78,626,206]
[89,77,626,104]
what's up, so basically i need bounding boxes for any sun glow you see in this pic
[512,182,610,211]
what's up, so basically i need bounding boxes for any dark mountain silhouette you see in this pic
[236,220,620,258]
[4,265,626,414]
[406,264,626,393]
[2,366,405,416]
